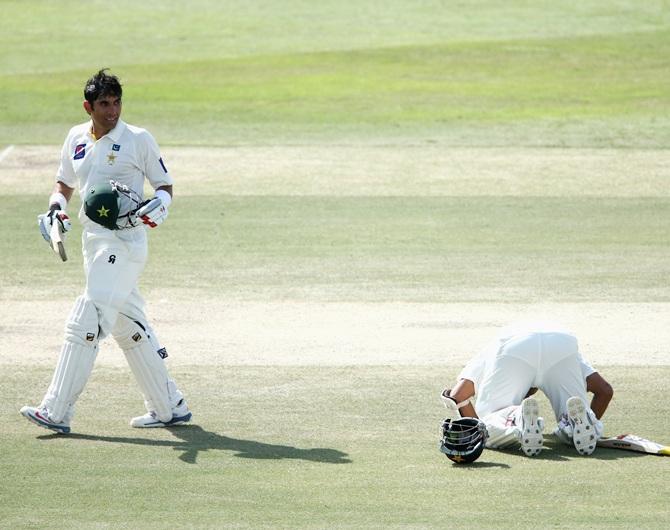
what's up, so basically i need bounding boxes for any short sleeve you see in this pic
[458,341,496,391]
[578,353,596,379]
[140,130,173,189]
[55,134,77,188]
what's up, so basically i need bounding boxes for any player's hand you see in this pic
[136,197,168,228]
[38,209,71,243]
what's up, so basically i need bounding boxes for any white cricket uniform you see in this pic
[57,119,172,337]
[39,118,184,424]
[458,321,596,448]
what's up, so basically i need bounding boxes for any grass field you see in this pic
[1,1,670,529]
[2,366,669,529]
[2,1,670,146]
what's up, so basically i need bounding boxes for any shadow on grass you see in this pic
[38,425,351,465]
[443,460,511,469]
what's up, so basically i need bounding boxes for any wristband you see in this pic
[448,396,472,409]
[155,189,172,208]
[49,192,68,211]
[442,388,471,409]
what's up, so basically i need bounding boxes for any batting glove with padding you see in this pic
[38,209,71,243]
[136,197,168,228]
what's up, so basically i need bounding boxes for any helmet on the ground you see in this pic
[84,180,142,230]
[440,417,488,464]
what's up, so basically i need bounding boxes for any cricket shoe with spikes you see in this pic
[567,396,597,455]
[519,397,544,456]
[20,406,71,434]
[130,399,192,428]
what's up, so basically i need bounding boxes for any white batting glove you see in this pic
[38,209,71,243]
[136,197,168,228]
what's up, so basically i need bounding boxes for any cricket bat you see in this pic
[597,434,670,455]
[50,218,67,262]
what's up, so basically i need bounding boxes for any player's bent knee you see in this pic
[64,296,101,347]
[111,314,150,350]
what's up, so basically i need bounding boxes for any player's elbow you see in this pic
[602,381,614,401]
[596,381,614,404]
[587,372,613,399]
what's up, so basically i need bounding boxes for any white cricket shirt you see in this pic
[56,119,173,227]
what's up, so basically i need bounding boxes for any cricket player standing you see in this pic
[20,69,191,433]
[441,320,613,456]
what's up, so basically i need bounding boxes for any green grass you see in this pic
[2,365,668,529]
[4,194,670,303]
[2,2,670,528]
[1,1,670,145]
[3,1,669,75]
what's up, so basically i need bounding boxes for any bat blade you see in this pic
[50,219,67,262]
[597,434,670,455]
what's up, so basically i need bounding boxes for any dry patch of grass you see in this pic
[2,145,669,197]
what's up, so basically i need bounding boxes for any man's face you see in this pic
[84,94,122,135]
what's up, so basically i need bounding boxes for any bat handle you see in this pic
[50,221,67,262]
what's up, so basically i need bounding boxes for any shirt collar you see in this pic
[106,120,126,142]
[88,119,126,142]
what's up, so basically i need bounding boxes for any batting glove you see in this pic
[38,209,71,243]
[136,197,168,228]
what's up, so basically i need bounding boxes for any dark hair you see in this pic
[84,69,122,106]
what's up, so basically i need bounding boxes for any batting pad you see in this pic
[113,315,173,422]
[42,340,98,423]
[480,405,525,449]
[64,295,100,346]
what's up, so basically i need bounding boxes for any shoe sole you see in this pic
[131,411,192,428]
[520,398,543,457]
[20,407,70,434]
[567,397,596,455]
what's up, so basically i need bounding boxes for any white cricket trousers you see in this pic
[42,225,154,423]
[476,331,588,448]
[83,224,150,338]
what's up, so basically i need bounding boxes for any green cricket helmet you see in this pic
[84,181,120,229]
[84,180,143,230]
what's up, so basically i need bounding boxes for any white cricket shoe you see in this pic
[567,396,597,455]
[519,397,544,456]
[130,399,192,428]
[20,406,71,434]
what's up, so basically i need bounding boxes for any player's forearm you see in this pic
[458,402,478,419]
[155,185,173,208]
[586,372,614,419]
[50,182,75,209]
[157,184,172,197]
[590,392,612,419]
[447,379,478,418]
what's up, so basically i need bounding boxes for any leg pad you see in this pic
[112,315,173,422]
